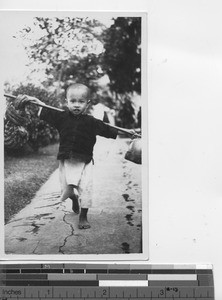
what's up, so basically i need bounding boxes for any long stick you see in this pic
[4,93,64,112]
[4,93,141,138]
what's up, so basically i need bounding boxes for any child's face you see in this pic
[66,88,89,116]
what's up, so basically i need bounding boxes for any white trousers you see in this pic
[59,158,93,208]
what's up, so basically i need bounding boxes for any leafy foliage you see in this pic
[115,94,137,129]
[20,17,106,96]
[21,16,141,95]
[102,17,141,94]
[5,84,59,153]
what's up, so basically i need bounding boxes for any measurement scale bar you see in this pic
[0,285,215,298]
[0,263,214,299]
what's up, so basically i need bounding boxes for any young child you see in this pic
[21,83,128,230]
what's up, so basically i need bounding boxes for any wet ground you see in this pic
[4,137,142,255]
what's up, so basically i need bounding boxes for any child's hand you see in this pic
[127,129,135,135]
[26,96,45,106]
[15,95,45,109]
[14,95,32,109]
[128,129,141,138]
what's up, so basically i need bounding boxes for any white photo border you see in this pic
[0,10,148,261]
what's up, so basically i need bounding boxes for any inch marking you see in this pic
[0,263,214,300]
[0,286,215,297]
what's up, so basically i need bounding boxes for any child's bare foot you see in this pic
[78,219,91,229]
[70,194,79,214]
[78,208,91,229]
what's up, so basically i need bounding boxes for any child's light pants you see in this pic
[59,158,93,208]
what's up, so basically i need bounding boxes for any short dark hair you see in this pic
[66,83,90,99]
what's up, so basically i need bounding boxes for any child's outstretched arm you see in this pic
[5,93,63,130]
[8,94,45,111]
[25,96,45,107]
[5,94,64,113]
[13,95,46,118]
[118,129,141,138]
[106,123,141,138]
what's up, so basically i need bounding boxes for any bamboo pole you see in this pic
[4,93,141,138]
[4,93,64,112]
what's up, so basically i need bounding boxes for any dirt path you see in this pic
[5,137,142,255]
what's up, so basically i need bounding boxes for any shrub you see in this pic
[4,83,60,153]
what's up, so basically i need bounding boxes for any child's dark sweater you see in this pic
[40,107,118,162]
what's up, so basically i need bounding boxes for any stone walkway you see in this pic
[5,138,142,256]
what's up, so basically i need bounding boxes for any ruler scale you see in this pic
[0,263,214,299]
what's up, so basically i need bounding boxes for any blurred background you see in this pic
[2,13,142,152]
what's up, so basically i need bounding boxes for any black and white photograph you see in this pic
[1,11,148,259]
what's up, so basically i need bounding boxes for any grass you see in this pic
[4,143,59,224]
